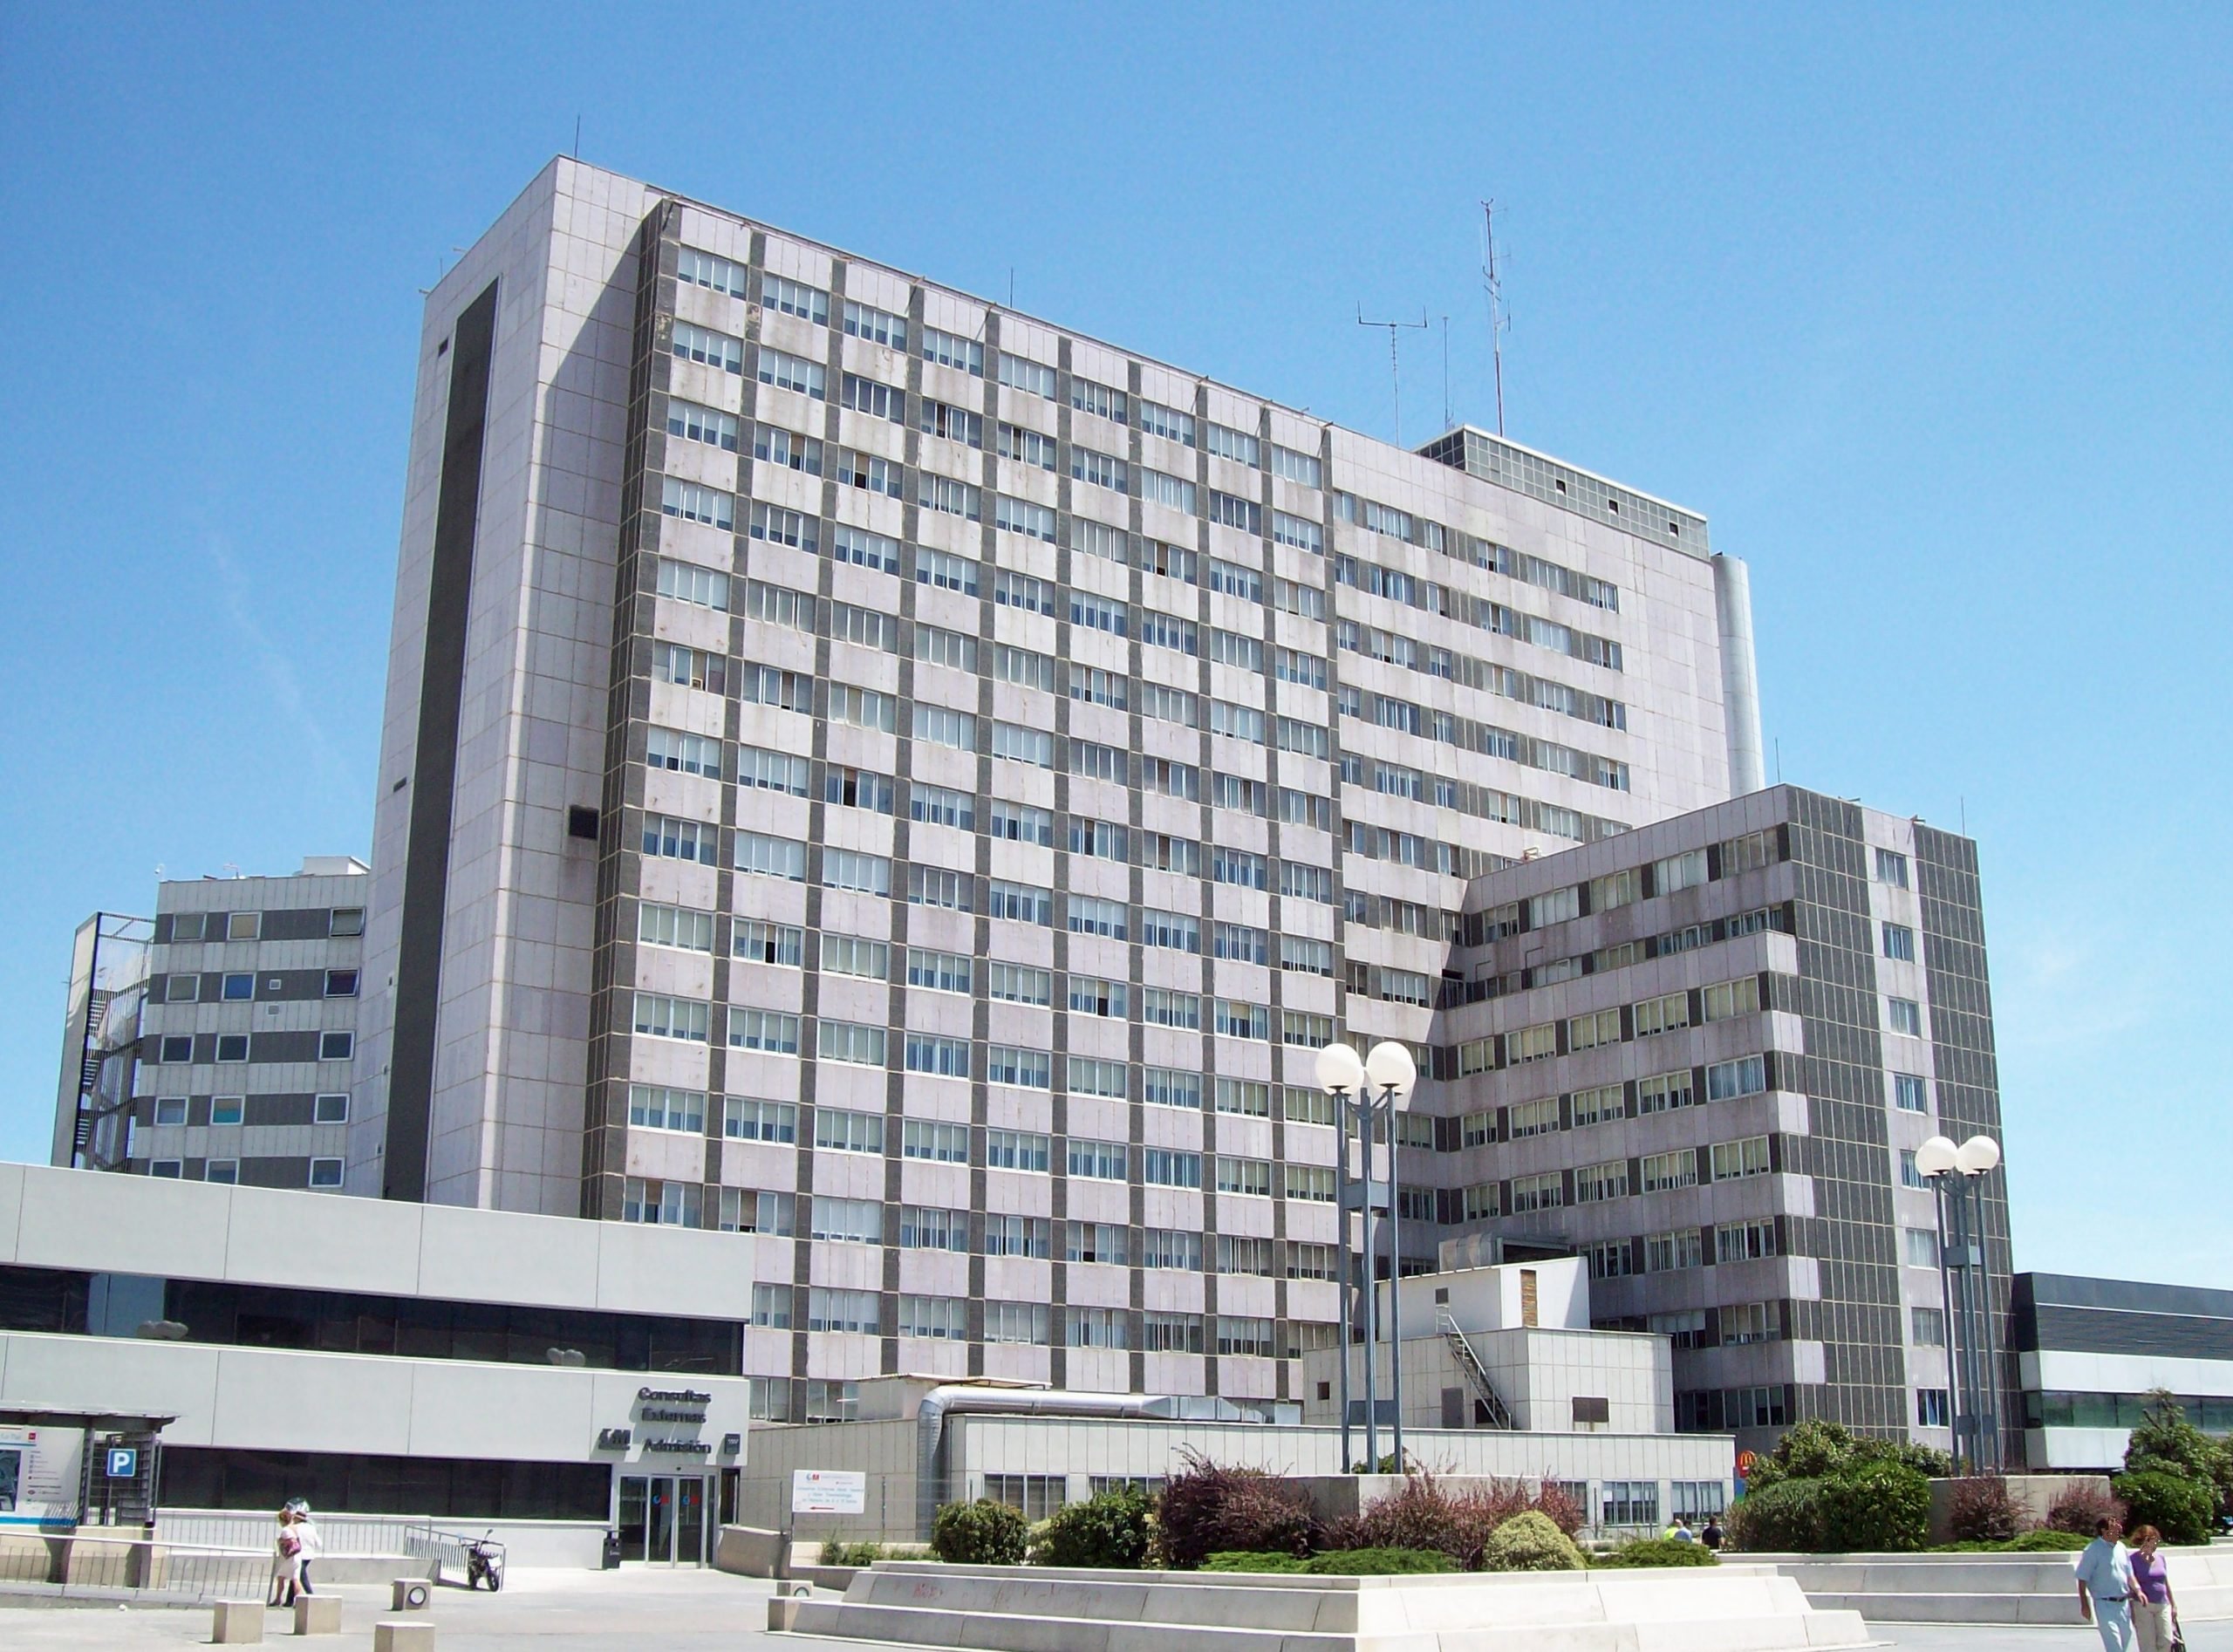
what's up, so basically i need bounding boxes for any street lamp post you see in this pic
[1315,1045,1365,1473]
[1364,1041,1417,1472]
[1917,1133,2004,1472]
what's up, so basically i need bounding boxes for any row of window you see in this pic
[160,907,365,944]
[1584,1219,1779,1278]
[671,247,1622,613]
[152,1032,354,1064]
[158,969,358,1003]
[147,1094,350,1127]
[741,1280,1296,1356]
[148,1157,343,1189]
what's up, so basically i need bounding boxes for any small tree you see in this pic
[932,1498,1029,1566]
[1724,1479,1827,1553]
[2124,1389,2233,1523]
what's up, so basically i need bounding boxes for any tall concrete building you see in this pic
[85,859,371,1189]
[353,159,1765,1420]
[1427,787,2011,1456]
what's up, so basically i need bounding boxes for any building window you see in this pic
[624,1178,702,1226]
[209,1096,244,1126]
[1887,997,1924,1037]
[1711,1136,1772,1182]
[1875,848,1910,888]
[165,973,200,1004]
[160,1036,192,1064]
[313,1094,349,1124]
[1895,1074,1929,1113]
[227,912,261,941]
[676,247,747,298]
[205,1159,240,1185]
[1903,1225,1941,1267]
[1911,1307,1947,1346]
[329,907,365,938]
[1900,1149,1924,1190]
[222,973,254,1001]
[1601,1481,1659,1528]
[659,476,734,529]
[307,1158,343,1189]
[153,1097,188,1127]
[324,969,359,998]
[149,1161,182,1179]
[985,1302,1050,1346]
[216,1034,249,1063]
[1882,923,1917,962]
[1916,1389,1951,1429]
[628,1085,706,1134]
[808,1288,879,1336]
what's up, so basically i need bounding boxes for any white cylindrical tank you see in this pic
[1712,553,1766,795]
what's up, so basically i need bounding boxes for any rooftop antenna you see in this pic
[1480,200,1509,436]
[1356,306,1429,446]
[572,115,582,159]
[1440,315,1451,431]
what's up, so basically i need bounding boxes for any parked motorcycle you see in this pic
[465,1532,507,1591]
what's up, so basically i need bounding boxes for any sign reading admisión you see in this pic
[791,1470,867,1515]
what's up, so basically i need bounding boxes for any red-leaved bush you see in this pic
[1945,1476,2025,1543]
[1323,1473,1587,1569]
[2045,1482,2127,1536]
[1154,1452,1320,1570]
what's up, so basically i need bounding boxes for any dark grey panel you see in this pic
[260,909,335,943]
[387,278,500,1203]
[2022,1272,2233,1322]
[249,1032,322,1064]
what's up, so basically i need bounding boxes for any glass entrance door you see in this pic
[617,1475,711,1565]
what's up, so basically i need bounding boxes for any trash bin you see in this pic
[603,1529,622,1569]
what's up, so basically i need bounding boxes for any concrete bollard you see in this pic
[767,1594,804,1631]
[292,1594,343,1635]
[211,1599,266,1643]
[391,1576,434,1611]
[372,1620,437,1650]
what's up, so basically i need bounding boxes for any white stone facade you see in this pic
[351,159,1751,1423]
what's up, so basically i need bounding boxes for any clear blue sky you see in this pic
[3,5,2225,1284]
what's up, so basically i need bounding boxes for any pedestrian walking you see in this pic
[2076,1514,2138,1652]
[290,1502,323,1596]
[269,1508,303,1608]
[2128,1525,2180,1652]
[1664,1516,1697,1543]
[1701,1515,1725,1552]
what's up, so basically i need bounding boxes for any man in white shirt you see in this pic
[2075,1515,2136,1652]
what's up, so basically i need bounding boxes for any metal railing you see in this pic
[154,1508,427,1555]
[0,1536,277,1602]
[1437,1310,1517,1430]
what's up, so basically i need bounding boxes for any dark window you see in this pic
[324,970,359,999]
[160,1446,610,1521]
[215,1035,249,1063]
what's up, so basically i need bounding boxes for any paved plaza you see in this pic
[0,1568,2229,1651]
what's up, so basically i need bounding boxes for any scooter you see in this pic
[465,1532,507,1591]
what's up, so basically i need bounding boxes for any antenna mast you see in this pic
[1356,306,1429,446]
[1481,200,1508,436]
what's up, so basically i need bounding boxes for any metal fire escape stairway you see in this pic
[1437,1310,1517,1429]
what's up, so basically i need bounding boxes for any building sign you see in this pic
[792,1470,867,1515]
[636,1387,711,1423]
[0,1426,85,1529]
[105,1448,138,1479]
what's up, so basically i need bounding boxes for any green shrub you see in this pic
[1931,1530,2089,1553]
[1591,1538,1718,1567]
[1029,1484,1152,1569]
[931,1498,1029,1566]
[1944,1477,2023,1544]
[1480,1510,1585,1573]
[1154,1453,1319,1569]
[2113,1469,2216,1546]
[2125,1390,2233,1525]
[1744,1418,1952,1496]
[1202,1550,1308,1573]
[817,1539,885,1567]
[1820,1459,1930,1552]
[1304,1547,1454,1575]
[1725,1479,1827,1553]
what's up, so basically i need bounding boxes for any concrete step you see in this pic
[791,1563,1875,1652]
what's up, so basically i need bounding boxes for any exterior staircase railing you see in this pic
[1437,1309,1516,1429]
